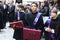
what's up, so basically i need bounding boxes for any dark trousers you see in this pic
[13,29,23,40]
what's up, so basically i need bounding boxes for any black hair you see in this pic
[24,6,31,11]
[44,1,49,7]
[31,2,38,7]
[51,10,57,14]
[26,4,31,6]
[0,1,2,3]
[18,5,24,10]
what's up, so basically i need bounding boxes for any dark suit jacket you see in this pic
[25,12,44,30]
[0,4,8,23]
[13,12,25,40]
[7,5,15,22]
[15,12,25,21]
[0,11,4,29]
[0,4,8,29]
[44,17,60,40]
[39,6,49,16]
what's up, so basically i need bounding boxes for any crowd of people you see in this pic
[0,0,60,40]
[0,0,15,30]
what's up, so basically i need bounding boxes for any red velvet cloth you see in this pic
[10,21,24,30]
[23,28,41,40]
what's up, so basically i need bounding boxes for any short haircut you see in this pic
[31,2,38,7]
[51,10,57,14]
[18,5,24,10]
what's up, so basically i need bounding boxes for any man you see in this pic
[0,0,8,30]
[25,2,44,39]
[7,0,15,22]
[0,3,4,31]
[49,0,60,10]
[44,10,60,40]
[13,5,25,40]
[49,0,58,6]
[39,1,49,16]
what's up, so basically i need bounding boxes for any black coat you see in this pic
[44,17,60,40]
[2,4,8,23]
[0,8,4,29]
[55,21,60,40]
[7,5,15,22]
[39,6,49,16]
[13,12,25,40]
[55,16,60,40]
[15,12,25,21]
[25,12,44,30]
[0,4,8,29]
[24,12,44,38]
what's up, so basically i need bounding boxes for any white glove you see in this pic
[51,29,55,33]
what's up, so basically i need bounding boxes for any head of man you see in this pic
[31,2,38,13]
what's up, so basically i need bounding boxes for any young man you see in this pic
[44,10,60,40]
[13,5,25,40]
[25,2,44,39]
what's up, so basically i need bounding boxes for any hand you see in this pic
[46,28,52,32]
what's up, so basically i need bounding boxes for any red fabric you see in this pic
[23,28,41,40]
[10,21,24,30]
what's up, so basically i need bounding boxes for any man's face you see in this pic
[2,0,5,3]
[18,8,22,12]
[51,13,57,18]
[41,2,45,6]
[31,4,37,12]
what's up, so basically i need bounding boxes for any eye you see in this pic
[31,6,33,7]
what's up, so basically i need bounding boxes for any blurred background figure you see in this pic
[49,0,60,11]
[0,1,4,31]
[24,4,31,13]
[39,1,49,16]
[7,0,15,22]
[0,0,8,31]
[39,1,49,24]
[37,1,41,8]
[49,0,58,6]
[24,6,31,13]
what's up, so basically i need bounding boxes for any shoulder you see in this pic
[11,5,15,8]
[21,12,25,15]
[25,12,31,15]
[57,16,60,21]
[38,12,42,16]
